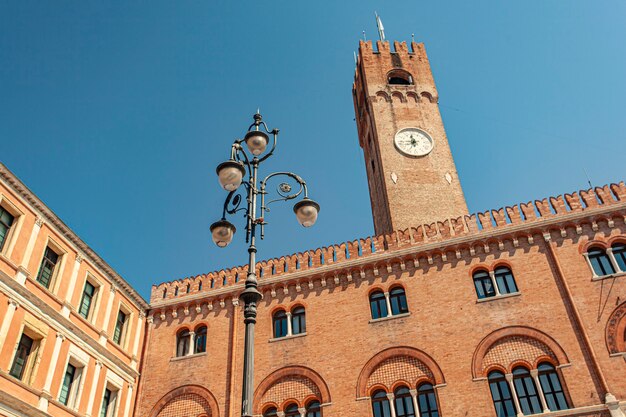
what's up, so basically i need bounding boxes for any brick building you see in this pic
[135,39,626,417]
[1,36,626,417]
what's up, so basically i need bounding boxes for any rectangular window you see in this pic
[9,334,34,380]
[0,206,15,251]
[100,388,117,417]
[59,363,76,405]
[79,281,97,319]
[113,310,127,345]
[36,246,59,289]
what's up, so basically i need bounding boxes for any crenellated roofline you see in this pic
[150,181,626,311]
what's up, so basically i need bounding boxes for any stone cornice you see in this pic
[0,163,148,310]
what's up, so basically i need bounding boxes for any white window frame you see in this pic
[100,372,123,417]
[0,194,25,259]
[583,246,626,280]
[10,323,46,385]
[113,302,132,349]
[57,344,89,410]
[35,236,68,294]
[79,273,102,323]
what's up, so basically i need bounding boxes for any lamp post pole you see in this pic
[210,113,320,417]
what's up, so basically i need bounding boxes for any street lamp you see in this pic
[210,112,320,417]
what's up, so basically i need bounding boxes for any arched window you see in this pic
[291,306,306,335]
[306,400,321,417]
[588,247,615,276]
[494,267,518,295]
[417,383,439,417]
[611,243,626,272]
[387,70,413,85]
[512,367,542,415]
[285,403,300,417]
[370,291,388,319]
[537,363,568,411]
[273,310,288,338]
[176,329,190,357]
[473,270,495,299]
[371,390,391,417]
[263,407,278,417]
[389,287,409,315]
[194,326,207,354]
[394,386,415,417]
[488,370,516,417]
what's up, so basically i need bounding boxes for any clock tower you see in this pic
[353,39,468,235]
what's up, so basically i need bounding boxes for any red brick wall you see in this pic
[137,217,626,417]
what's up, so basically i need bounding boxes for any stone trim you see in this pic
[0,163,148,310]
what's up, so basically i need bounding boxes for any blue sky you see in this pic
[1,1,624,299]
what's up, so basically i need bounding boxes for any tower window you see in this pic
[387,70,413,85]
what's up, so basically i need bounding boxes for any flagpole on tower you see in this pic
[375,12,386,41]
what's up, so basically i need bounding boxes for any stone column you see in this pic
[386,393,396,417]
[100,286,117,344]
[298,407,306,417]
[122,383,134,417]
[130,313,145,368]
[16,216,44,284]
[286,312,293,336]
[530,369,550,413]
[489,271,501,296]
[42,333,65,394]
[62,254,83,317]
[505,373,524,417]
[0,299,19,352]
[410,389,421,417]
[606,248,621,273]
[86,361,103,417]
[187,332,195,356]
[384,292,392,317]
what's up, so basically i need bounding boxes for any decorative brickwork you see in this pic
[367,355,433,391]
[482,335,557,373]
[472,326,570,378]
[260,375,321,407]
[606,301,626,354]
[155,393,212,417]
[148,386,219,417]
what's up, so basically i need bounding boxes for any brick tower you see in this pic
[353,39,469,235]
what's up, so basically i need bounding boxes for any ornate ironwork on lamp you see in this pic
[210,112,319,417]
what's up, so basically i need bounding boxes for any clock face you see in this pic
[394,128,434,157]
